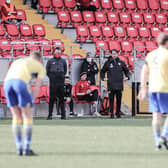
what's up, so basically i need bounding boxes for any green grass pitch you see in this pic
[0,118,168,168]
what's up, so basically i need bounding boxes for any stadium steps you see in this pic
[12,0,86,57]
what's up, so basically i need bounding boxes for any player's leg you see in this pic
[109,90,115,118]
[116,90,122,118]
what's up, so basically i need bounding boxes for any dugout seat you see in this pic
[52,39,65,52]
[101,26,114,41]
[64,0,76,11]
[11,39,25,57]
[143,13,155,28]
[0,39,11,57]
[119,12,131,27]
[70,11,82,28]
[107,12,119,27]
[108,41,121,53]
[155,14,167,28]
[95,40,109,56]
[89,26,101,42]
[112,0,125,12]
[95,11,107,27]
[133,41,145,58]
[150,27,161,40]
[126,27,138,41]
[82,11,95,27]
[76,25,89,42]
[16,9,27,21]
[0,24,6,39]
[40,39,52,56]
[51,0,64,13]
[57,11,70,28]
[121,41,133,54]
[91,0,100,9]
[0,85,7,104]
[100,0,113,12]
[131,13,143,27]
[124,0,136,12]
[136,0,148,12]
[5,24,19,40]
[160,0,168,11]
[138,27,151,41]
[114,26,126,41]
[32,24,46,40]
[145,41,157,53]
[38,0,51,13]
[148,0,160,13]
[20,24,32,40]
[118,55,128,66]
[25,39,39,55]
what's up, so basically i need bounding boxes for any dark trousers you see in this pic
[78,90,98,102]
[48,84,65,118]
[58,98,73,114]
[109,90,122,117]
[78,5,96,12]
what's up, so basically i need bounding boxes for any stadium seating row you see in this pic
[57,11,167,28]
[38,0,168,13]
[0,24,45,40]
[76,25,168,42]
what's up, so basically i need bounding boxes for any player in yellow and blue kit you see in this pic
[4,51,45,156]
[138,33,168,150]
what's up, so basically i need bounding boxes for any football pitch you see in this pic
[0,118,168,168]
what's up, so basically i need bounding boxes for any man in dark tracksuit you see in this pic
[101,49,130,118]
[80,52,98,85]
[46,47,67,120]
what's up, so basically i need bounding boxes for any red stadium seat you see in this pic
[0,39,11,57]
[124,0,136,12]
[57,11,70,28]
[148,0,160,13]
[95,11,107,27]
[20,24,32,40]
[131,13,143,27]
[25,39,39,55]
[70,11,82,28]
[143,13,155,27]
[163,27,168,34]
[127,55,134,71]
[5,24,19,40]
[126,27,138,41]
[89,26,101,42]
[145,41,157,52]
[108,41,121,52]
[112,0,125,12]
[76,26,89,42]
[136,0,148,12]
[133,41,145,58]
[119,12,131,27]
[160,0,168,11]
[138,27,150,41]
[114,26,126,41]
[11,39,24,57]
[38,0,51,13]
[0,0,5,7]
[82,11,95,27]
[32,24,46,40]
[100,0,113,12]
[40,39,52,56]
[121,41,133,53]
[150,27,161,40]
[101,26,114,41]
[52,39,65,52]
[51,0,64,13]
[64,0,76,11]
[107,12,119,27]
[16,9,27,21]
[0,85,7,104]
[0,24,6,39]
[118,55,128,65]
[155,14,167,28]
[91,0,100,9]
[95,40,108,56]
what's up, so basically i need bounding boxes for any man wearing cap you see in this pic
[46,47,67,120]
[80,52,98,85]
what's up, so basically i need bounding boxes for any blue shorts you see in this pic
[4,79,33,108]
[149,93,168,114]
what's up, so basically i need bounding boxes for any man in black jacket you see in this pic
[80,52,98,85]
[46,47,67,120]
[101,49,130,118]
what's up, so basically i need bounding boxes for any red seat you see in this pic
[51,0,64,13]
[91,0,100,9]
[95,11,107,27]
[127,55,134,71]
[0,24,6,39]
[101,26,114,41]
[107,12,119,27]
[131,13,143,27]
[112,0,125,12]
[163,27,168,34]
[95,40,108,56]
[52,39,65,52]
[136,0,148,12]
[89,26,101,42]
[0,39,11,57]
[133,41,145,58]
[143,13,155,27]
[32,24,46,40]
[138,27,150,41]
[82,11,95,27]
[150,27,161,40]
[126,27,138,41]
[124,0,136,12]
[25,40,39,55]
[145,41,157,53]
[100,0,113,12]
[114,26,126,41]
[76,26,89,42]
[64,0,76,11]
[20,24,32,40]
[0,85,7,104]
[40,39,52,56]
[11,39,24,57]
[119,12,131,27]
[160,0,168,11]
[121,41,133,53]
[118,55,128,65]
[70,11,82,28]
[148,0,160,13]
[108,41,121,52]
[16,9,27,21]
[57,11,70,28]
[155,14,167,28]
[5,24,19,40]
[38,0,51,13]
